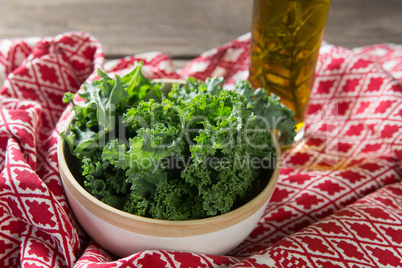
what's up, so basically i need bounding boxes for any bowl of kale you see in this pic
[58,63,296,257]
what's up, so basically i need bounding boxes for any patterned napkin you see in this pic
[0,31,401,268]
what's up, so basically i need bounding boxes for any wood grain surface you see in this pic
[1,0,401,65]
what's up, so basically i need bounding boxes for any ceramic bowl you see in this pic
[57,80,281,257]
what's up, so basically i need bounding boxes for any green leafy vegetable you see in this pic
[61,63,296,220]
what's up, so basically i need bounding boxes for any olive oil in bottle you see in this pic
[249,0,331,132]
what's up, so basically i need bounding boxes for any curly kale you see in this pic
[61,63,296,220]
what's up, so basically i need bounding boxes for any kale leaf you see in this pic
[61,63,296,220]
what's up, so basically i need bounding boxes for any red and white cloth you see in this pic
[0,31,401,268]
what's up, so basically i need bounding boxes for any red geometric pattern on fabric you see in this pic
[179,33,250,88]
[0,37,41,82]
[75,242,240,268]
[0,32,104,268]
[0,138,80,267]
[0,32,401,267]
[231,182,402,268]
[353,43,402,81]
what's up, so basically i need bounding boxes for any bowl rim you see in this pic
[57,89,281,238]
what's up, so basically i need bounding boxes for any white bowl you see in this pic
[57,82,281,257]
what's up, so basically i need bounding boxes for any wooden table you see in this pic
[1,0,401,68]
